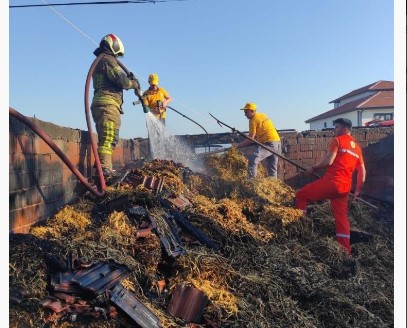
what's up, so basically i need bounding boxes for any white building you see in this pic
[305,80,394,130]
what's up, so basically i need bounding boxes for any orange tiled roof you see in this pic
[329,80,394,103]
[306,90,394,123]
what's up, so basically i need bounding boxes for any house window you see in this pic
[324,122,327,128]
[374,113,393,120]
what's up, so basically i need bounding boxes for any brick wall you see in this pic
[186,128,394,204]
[9,116,149,233]
[277,128,394,204]
[9,116,393,233]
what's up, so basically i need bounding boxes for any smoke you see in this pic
[145,112,205,172]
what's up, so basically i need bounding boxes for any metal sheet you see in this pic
[110,283,162,328]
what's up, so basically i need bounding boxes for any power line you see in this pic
[11,0,209,129]
[41,0,99,45]
[10,0,186,8]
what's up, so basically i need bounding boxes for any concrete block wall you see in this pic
[9,116,149,233]
[9,115,393,233]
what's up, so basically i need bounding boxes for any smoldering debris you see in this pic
[9,148,393,328]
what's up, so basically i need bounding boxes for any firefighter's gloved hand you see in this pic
[128,72,141,90]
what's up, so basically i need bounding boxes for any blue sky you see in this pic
[8,0,397,139]
[3,1,407,326]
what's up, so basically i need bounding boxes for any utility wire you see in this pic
[39,0,99,45]
[12,0,210,132]
[10,0,186,8]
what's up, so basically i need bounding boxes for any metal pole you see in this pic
[209,113,378,210]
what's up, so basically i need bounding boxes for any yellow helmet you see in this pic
[102,34,125,56]
[240,102,257,111]
[148,73,159,85]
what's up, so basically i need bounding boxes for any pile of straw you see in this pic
[9,148,393,327]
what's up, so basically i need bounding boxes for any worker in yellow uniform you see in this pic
[90,34,141,177]
[142,73,172,125]
[235,102,281,178]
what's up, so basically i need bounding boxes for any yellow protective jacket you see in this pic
[142,87,170,119]
[249,112,280,143]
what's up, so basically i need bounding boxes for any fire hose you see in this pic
[83,54,148,192]
[9,54,145,197]
[166,105,211,151]
[9,106,105,197]
[209,113,378,210]
[84,53,106,193]
[166,105,208,135]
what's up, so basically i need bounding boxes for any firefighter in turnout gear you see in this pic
[295,118,366,255]
[91,34,141,177]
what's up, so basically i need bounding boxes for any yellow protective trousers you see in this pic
[91,104,122,170]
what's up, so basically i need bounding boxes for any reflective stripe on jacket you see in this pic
[324,134,364,187]
[91,55,134,110]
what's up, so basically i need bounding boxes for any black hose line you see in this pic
[166,106,210,150]
[166,106,208,135]
[209,113,379,210]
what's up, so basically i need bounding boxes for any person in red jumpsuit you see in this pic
[295,118,366,255]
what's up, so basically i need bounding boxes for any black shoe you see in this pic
[342,258,357,277]
[350,230,373,244]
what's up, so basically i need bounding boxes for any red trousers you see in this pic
[295,178,351,255]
